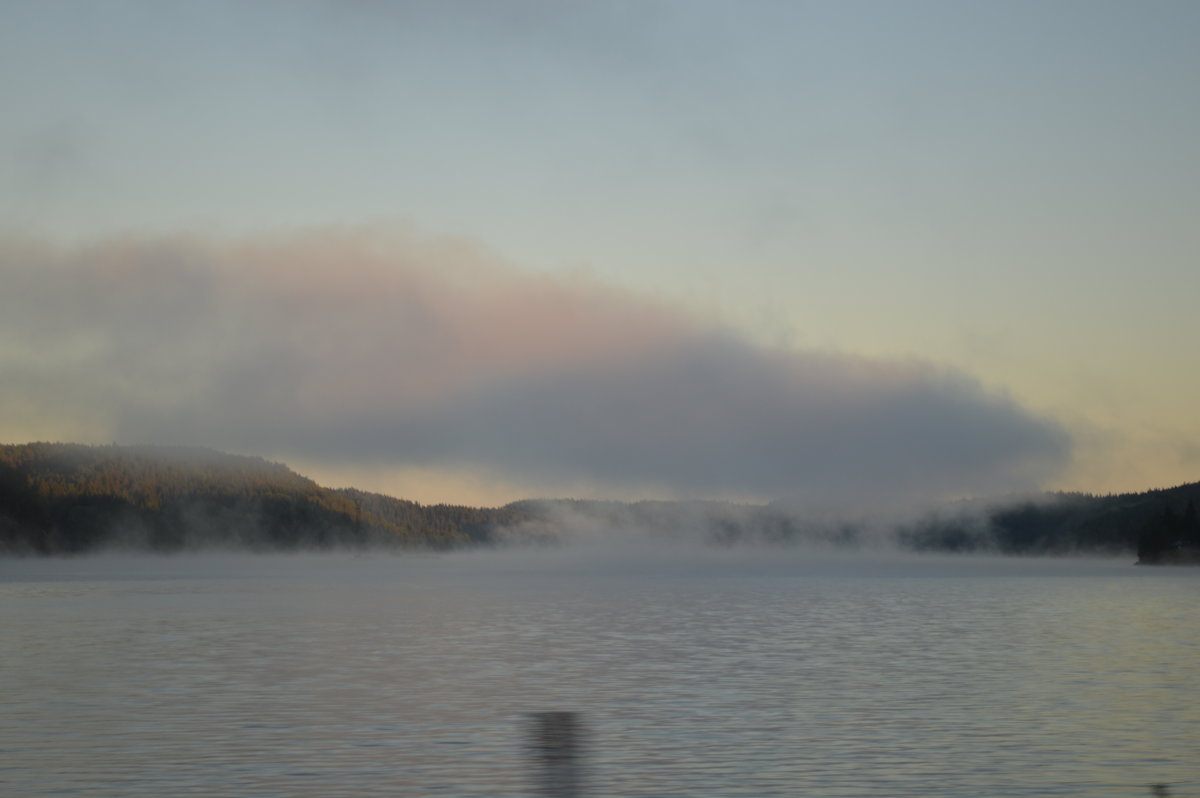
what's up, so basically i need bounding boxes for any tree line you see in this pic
[3,442,1199,557]
[0,443,526,554]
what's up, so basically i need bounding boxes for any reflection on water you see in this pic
[1,552,1198,796]
[529,712,583,798]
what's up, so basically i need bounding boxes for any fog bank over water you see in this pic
[443,545,1139,584]
[0,545,1140,589]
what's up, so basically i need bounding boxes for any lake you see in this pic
[2,547,1198,796]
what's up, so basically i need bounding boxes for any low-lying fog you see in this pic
[0,545,1140,586]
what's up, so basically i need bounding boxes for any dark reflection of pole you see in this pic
[529,711,582,798]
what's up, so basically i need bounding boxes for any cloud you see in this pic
[0,228,1070,508]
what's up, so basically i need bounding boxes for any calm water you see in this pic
[2,548,1198,797]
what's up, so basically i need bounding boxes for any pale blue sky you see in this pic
[3,1,1199,502]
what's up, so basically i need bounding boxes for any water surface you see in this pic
[2,550,1197,796]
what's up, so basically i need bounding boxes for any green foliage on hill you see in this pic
[899,483,1200,556]
[337,488,526,545]
[1134,501,1200,564]
[2,442,1196,557]
[0,443,497,554]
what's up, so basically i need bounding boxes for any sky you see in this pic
[2,0,1199,509]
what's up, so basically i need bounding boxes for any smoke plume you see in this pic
[0,228,1070,509]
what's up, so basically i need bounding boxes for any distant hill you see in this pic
[495,497,861,547]
[506,489,1200,557]
[898,484,1200,557]
[2,442,1197,557]
[0,443,525,554]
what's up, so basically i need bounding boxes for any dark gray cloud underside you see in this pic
[1,232,1070,507]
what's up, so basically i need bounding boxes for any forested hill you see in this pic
[504,488,1200,555]
[898,482,1200,556]
[0,443,525,554]
[2,442,1197,556]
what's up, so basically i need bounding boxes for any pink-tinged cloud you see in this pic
[0,229,1070,508]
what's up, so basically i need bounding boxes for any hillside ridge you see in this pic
[0,442,524,554]
[2,442,1197,557]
